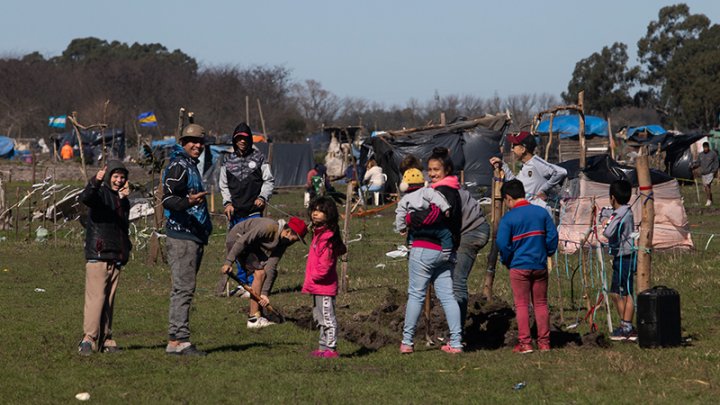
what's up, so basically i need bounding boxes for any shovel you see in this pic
[225,271,286,324]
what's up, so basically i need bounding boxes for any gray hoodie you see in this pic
[603,204,635,257]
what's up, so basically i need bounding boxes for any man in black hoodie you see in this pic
[77,160,131,356]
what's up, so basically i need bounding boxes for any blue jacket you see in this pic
[162,145,213,244]
[496,200,558,270]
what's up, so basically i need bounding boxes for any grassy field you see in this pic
[1,182,719,404]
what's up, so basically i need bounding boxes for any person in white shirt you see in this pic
[361,159,385,193]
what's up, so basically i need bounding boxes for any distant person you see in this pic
[601,179,638,342]
[489,132,567,212]
[496,179,558,354]
[77,161,131,356]
[217,122,274,295]
[306,163,332,200]
[693,141,719,206]
[221,216,307,328]
[61,141,74,160]
[361,159,385,193]
[162,123,212,356]
[303,197,347,358]
[399,154,423,175]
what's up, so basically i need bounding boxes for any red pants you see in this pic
[509,269,549,346]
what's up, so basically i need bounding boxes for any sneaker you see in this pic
[538,342,551,352]
[247,316,275,329]
[610,327,628,341]
[512,343,534,354]
[310,349,326,358]
[322,350,339,358]
[440,344,463,354]
[230,286,251,299]
[102,339,120,353]
[626,327,638,342]
[399,343,414,354]
[78,340,94,356]
[706,200,712,207]
[166,342,207,356]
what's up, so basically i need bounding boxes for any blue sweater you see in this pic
[496,200,558,270]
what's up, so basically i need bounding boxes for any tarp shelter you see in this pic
[52,128,126,161]
[0,136,14,159]
[625,125,667,142]
[556,154,693,254]
[202,142,314,188]
[536,115,609,138]
[360,114,510,193]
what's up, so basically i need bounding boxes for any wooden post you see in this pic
[544,114,555,161]
[578,91,586,169]
[636,148,654,293]
[27,189,32,241]
[14,186,19,240]
[578,199,596,314]
[482,165,504,300]
[245,96,250,124]
[256,99,267,136]
[440,112,446,126]
[69,113,88,181]
[340,182,353,294]
[176,107,186,139]
[607,117,616,160]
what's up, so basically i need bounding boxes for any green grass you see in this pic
[1,184,719,403]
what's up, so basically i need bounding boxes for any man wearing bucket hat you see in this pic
[162,123,213,356]
[489,132,567,212]
[217,122,275,295]
[221,216,307,328]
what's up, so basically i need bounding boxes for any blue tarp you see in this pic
[151,138,178,149]
[0,136,14,158]
[627,125,666,138]
[536,115,608,138]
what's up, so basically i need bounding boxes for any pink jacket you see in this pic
[302,226,346,296]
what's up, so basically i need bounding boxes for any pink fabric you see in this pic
[509,269,550,346]
[558,178,693,253]
[430,175,460,190]
[302,226,345,296]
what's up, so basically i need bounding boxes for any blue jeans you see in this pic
[453,223,490,326]
[229,213,262,284]
[361,184,383,193]
[402,247,462,348]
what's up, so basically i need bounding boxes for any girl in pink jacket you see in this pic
[303,196,347,358]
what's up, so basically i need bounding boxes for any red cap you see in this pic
[507,131,537,150]
[287,216,308,244]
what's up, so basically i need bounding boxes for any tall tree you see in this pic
[562,42,638,117]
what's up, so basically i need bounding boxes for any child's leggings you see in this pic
[312,295,337,350]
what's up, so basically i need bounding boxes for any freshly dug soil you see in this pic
[288,288,610,350]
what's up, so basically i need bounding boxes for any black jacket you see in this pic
[80,161,132,264]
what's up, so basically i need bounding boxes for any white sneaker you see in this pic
[247,317,275,329]
[706,200,712,207]
[230,287,251,299]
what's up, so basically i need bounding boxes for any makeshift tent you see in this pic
[557,154,693,254]
[360,114,510,193]
[203,142,313,188]
[535,115,609,163]
[625,125,667,142]
[536,115,609,138]
[0,136,14,159]
[51,128,126,161]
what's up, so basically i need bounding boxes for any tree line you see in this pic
[0,37,558,142]
[564,3,720,131]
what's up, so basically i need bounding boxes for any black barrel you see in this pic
[637,286,681,348]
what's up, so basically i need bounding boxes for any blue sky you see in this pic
[2,1,719,106]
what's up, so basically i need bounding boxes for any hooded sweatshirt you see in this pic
[408,175,462,250]
[79,160,132,264]
[219,145,274,218]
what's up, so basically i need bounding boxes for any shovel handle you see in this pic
[225,271,278,315]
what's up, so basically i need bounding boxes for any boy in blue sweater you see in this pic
[602,179,637,341]
[496,180,558,354]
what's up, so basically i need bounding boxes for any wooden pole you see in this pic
[578,200,596,314]
[482,165,504,300]
[340,182,353,294]
[27,189,32,241]
[176,107,186,139]
[607,117,616,160]
[14,186,19,240]
[578,91,586,169]
[69,113,88,181]
[440,112,446,126]
[245,96,250,125]
[544,114,555,161]
[636,148,654,293]
[256,99,267,136]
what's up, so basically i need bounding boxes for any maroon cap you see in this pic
[287,216,308,244]
[507,131,536,150]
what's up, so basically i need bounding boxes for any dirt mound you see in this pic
[288,288,610,350]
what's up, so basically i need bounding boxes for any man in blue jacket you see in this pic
[162,123,213,356]
[496,179,558,354]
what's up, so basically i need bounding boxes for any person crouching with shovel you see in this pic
[221,217,307,328]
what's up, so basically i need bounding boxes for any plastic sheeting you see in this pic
[0,136,14,158]
[627,125,666,140]
[536,115,608,139]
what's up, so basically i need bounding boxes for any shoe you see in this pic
[626,327,638,342]
[400,343,414,354]
[247,317,275,329]
[322,350,339,358]
[706,200,712,207]
[512,343,533,354]
[230,286,251,299]
[440,344,463,354]
[310,349,326,358]
[78,340,94,356]
[610,327,628,341]
[166,342,207,356]
[101,339,120,353]
[538,342,551,352]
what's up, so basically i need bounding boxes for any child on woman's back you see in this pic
[303,196,347,358]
